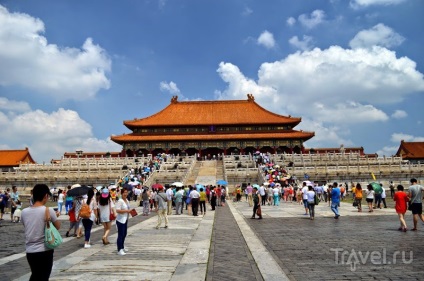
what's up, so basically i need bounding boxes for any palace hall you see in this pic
[111,94,315,158]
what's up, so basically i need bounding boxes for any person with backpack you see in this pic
[78,189,98,249]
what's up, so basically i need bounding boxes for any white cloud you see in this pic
[257,30,276,49]
[289,35,314,51]
[0,98,120,162]
[391,133,424,143]
[298,10,325,29]
[349,23,405,49]
[0,5,111,101]
[159,81,181,95]
[391,110,407,119]
[286,17,296,26]
[215,44,424,148]
[0,97,31,113]
[242,7,253,16]
[350,0,406,9]
[376,145,399,156]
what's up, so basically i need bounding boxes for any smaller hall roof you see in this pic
[0,148,36,167]
[124,94,301,128]
[395,141,424,160]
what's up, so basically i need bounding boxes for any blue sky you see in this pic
[0,0,423,163]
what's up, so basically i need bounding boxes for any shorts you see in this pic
[0,204,4,214]
[366,198,373,203]
[303,199,308,208]
[410,203,422,215]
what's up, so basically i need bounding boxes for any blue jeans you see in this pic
[331,202,339,216]
[58,202,63,214]
[116,220,128,251]
[82,219,93,242]
[65,200,73,214]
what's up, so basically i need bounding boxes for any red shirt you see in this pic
[394,191,408,214]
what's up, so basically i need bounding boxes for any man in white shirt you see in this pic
[189,188,200,216]
[301,182,309,215]
[166,187,174,215]
[259,185,266,206]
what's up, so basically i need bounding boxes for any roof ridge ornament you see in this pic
[171,95,178,103]
[247,93,255,101]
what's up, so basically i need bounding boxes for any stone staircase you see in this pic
[185,161,217,186]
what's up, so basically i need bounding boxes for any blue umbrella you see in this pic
[217,180,228,185]
[196,184,205,191]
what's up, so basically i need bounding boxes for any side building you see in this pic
[111,94,314,158]
[395,140,424,164]
[0,147,36,172]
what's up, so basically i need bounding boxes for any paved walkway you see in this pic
[1,198,423,281]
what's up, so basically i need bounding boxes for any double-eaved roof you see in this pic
[111,95,314,144]
[0,148,36,167]
[123,95,301,128]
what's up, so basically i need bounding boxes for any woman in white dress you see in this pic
[98,188,115,245]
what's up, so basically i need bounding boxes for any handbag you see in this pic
[44,207,63,249]
[256,206,262,216]
[130,209,138,217]
[314,194,319,205]
[353,200,358,207]
[109,201,116,221]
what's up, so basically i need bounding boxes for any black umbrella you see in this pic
[66,185,90,197]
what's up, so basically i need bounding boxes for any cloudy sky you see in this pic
[0,0,423,163]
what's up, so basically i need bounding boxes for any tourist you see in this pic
[190,187,200,216]
[10,186,19,221]
[365,184,375,213]
[380,183,387,208]
[260,184,267,206]
[389,181,395,199]
[98,188,114,245]
[296,187,302,205]
[306,186,316,220]
[115,189,132,255]
[21,184,60,281]
[57,189,64,214]
[174,187,183,215]
[331,182,341,219]
[251,186,262,219]
[0,190,7,220]
[141,187,150,215]
[155,186,168,229]
[351,184,356,200]
[80,189,98,249]
[394,185,408,232]
[65,205,78,237]
[216,185,222,205]
[199,187,207,215]
[65,185,73,215]
[210,186,217,211]
[408,178,424,231]
[340,184,345,201]
[246,183,253,206]
[220,186,226,207]
[166,186,174,215]
[301,182,309,215]
[235,185,241,202]
[73,195,84,238]
[373,184,383,209]
[323,184,328,203]
[267,184,273,205]
[273,184,280,206]
[150,188,157,212]
[354,183,363,212]
[186,186,192,215]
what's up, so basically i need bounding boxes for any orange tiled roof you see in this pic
[124,95,301,128]
[396,141,424,159]
[111,131,314,143]
[0,148,36,167]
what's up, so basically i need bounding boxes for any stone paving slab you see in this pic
[233,198,424,281]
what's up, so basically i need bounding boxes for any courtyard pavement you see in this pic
[0,197,422,281]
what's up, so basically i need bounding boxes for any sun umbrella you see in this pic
[66,185,90,197]
[252,184,260,188]
[196,184,205,191]
[216,180,228,185]
[270,182,275,187]
[171,182,184,187]
[370,182,383,194]
[71,183,81,189]
[152,183,163,189]
[274,165,280,168]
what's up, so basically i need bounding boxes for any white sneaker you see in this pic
[118,249,126,256]
[84,244,91,249]
[124,247,129,252]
